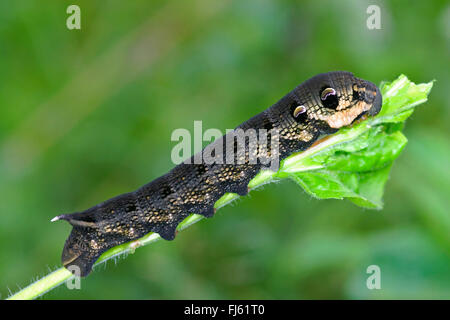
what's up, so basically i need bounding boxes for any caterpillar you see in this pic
[53,71,382,277]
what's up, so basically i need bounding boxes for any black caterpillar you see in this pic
[53,71,382,276]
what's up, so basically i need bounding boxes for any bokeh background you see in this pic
[0,0,448,299]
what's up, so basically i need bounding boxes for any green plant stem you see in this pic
[5,122,374,300]
[7,75,432,300]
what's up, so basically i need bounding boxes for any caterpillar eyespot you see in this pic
[293,105,307,118]
[320,87,339,109]
[54,71,382,277]
[320,87,336,101]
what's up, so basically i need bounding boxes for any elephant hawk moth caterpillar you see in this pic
[53,71,382,276]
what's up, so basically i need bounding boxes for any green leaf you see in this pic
[285,127,408,209]
[375,74,433,123]
[289,164,392,209]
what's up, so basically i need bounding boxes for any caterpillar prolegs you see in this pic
[54,71,382,276]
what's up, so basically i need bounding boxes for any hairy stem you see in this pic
[7,75,432,300]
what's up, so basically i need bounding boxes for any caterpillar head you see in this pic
[292,71,382,133]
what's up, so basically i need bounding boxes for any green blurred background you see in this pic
[0,0,449,299]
